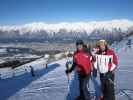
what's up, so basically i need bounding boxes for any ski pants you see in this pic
[78,74,90,100]
[100,73,115,100]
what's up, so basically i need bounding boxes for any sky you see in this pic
[0,0,133,25]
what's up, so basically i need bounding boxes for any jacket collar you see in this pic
[77,49,85,53]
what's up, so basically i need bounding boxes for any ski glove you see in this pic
[106,71,114,79]
[65,69,71,74]
[65,62,76,74]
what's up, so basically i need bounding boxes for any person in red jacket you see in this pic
[93,40,118,100]
[66,40,92,100]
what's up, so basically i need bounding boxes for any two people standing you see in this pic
[65,39,118,100]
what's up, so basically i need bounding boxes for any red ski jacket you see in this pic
[73,49,92,75]
[106,49,118,71]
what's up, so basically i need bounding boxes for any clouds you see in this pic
[0,19,133,35]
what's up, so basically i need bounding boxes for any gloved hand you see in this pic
[65,69,71,74]
[106,71,113,79]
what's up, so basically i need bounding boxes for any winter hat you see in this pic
[97,39,107,46]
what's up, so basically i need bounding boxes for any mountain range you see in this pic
[0,19,133,43]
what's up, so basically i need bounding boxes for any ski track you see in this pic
[0,38,133,100]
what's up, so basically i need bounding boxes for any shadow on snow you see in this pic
[0,63,60,100]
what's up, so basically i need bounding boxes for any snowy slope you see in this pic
[0,59,72,100]
[0,37,133,100]
[0,58,48,79]
[112,36,133,100]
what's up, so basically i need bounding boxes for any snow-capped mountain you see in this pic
[0,19,133,42]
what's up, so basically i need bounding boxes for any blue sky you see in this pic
[0,0,133,25]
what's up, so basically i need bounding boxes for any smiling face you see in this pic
[99,43,106,52]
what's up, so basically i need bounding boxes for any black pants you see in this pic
[100,73,115,100]
[78,74,90,100]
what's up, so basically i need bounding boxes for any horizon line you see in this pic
[0,18,133,26]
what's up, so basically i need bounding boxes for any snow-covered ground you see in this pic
[0,59,70,100]
[0,37,133,100]
[0,57,47,79]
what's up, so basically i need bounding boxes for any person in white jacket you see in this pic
[93,40,118,100]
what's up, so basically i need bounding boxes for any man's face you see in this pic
[99,43,106,51]
[76,44,83,51]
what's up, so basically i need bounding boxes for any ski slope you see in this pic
[0,37,133,100]
[0,59,74,100]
